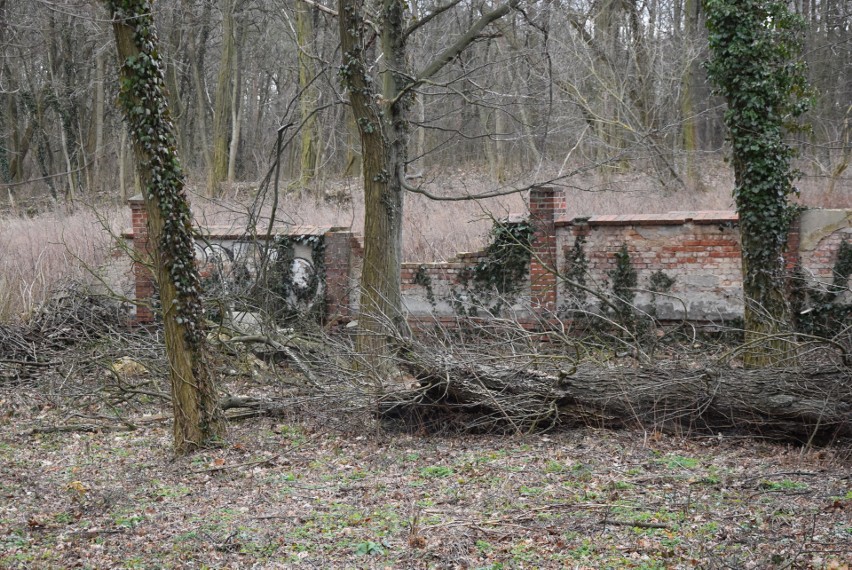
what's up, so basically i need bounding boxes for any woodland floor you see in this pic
[1,385,850,569]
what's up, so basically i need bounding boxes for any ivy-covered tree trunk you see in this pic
[705,0,810,367]
[105,0,226,453]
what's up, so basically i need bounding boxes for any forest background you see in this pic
[1,0,849,328]
[1,2,851,567]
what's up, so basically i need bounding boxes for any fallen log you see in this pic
[381,356,851,443]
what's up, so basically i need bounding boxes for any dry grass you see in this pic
[191,175,527,263]
[195,159,849,261]
[0,207,123,322]
[0,159,848,322]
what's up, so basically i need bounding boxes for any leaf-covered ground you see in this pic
[1,396,849,569]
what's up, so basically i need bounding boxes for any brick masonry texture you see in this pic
[128,192,851,326]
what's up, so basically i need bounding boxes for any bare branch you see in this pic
[295,0,337,17]
[392,0,521,105]
[402,0,463,39]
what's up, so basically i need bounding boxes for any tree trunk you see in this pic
[339,0,408,374]
[296,0,318,187]
[189,0,214,175]
[163,10,188,162]
[680,0,699,181]
[105,0,226,454]
[4,85,34,183]
[119,128,128,200]
[338,0,520,374]
[209,0,236,195]
[92,48,105,194]
[227,17,244,184]
[705,0,809,367]
[383,357,851,443]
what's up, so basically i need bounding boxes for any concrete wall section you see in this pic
[798,209,852,285]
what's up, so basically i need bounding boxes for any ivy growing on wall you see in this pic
[563,232,589,307]
[792,239,852,337]
[647,269,676,320]
[266,235,327,324]
[414,265,437,309]
[452,220,534,316]
[608,244,638,327]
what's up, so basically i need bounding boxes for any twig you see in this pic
[295,0,337,16]
[25,423,137,435]
[69,528,127,539]
[189,455,278,474]
[228,334,319,386]
[740,471,820,483]
[598,519,673,530]
[0,358,51,367]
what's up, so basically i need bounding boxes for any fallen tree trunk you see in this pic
[381,356,851,443]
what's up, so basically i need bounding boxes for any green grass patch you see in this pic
[420,465,453,478]
[659,454,699,470]
[759,479,808,492]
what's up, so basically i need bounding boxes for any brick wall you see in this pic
[127,192,851,328]
[398,193,850,325]
[323,229,357,322]
[125,196,358,325]
[128,194,155,325]
[529,187,558,314]
[555,211,744,321]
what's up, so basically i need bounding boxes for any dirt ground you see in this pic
[1,389,850,569]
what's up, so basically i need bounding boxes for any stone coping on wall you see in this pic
[554,210,739,227]
[122,224,348,240]
[194,225,344,240]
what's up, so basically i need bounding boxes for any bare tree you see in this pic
[1,0,848,210]
[338,0,521,371]
[209,0,239,194]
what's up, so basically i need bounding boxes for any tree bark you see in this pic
[296,0,319,186]
[338,0,409,372]
[209,0,236,195]
[189,0,214,175]
[92,47,105,194]
[383,356,851,443]
[705,0,810,367]
[106,0,226,454]
[338,0,520,374]
[227,16,244,184]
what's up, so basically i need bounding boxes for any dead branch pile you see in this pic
[27,284,128,343]
[1,284,150,385]
[5,284,849,446]
[382,354,851,443]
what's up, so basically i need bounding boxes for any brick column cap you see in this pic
[128,193,145,205]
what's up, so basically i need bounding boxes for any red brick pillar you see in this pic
[784,211,802,273]
[323,229,355,322]
[129,194,155,325]
[784,210,803,300]
[529,186,558,316]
